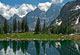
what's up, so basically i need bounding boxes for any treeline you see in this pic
[0,17,74,34]
[13,18,29,33]
[0,18,29,34]
[34,18,75,34]
[50,24,75,34]
[0,18,47,34]
[35,18,47,34]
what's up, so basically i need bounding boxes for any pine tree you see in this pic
[35,18,41,34]
[42,20,47,33]
[9,26,12,33]
[51,23,74,34]
[13,18,17,33]
[59,23,65,34]
[21,19,25,32]
[66,25,74,34]
[51,26,59,34]
[50,26,55,34]
[24,19,29,32]
[3,19,9,34]
[0,26,3,34]
[18,21,21,32]
[0,27,2,34]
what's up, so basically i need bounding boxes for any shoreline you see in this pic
[0,37,80,41]
[0,33,80,41]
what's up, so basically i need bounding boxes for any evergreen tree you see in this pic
[21,19,25,32]
[66,25,74,34]
[18,21,21,32]
[51,26,59,34]
[3,19,9,34]
[35,18,41,34]
[0,26,3,34]
[9,26,12,33]
[0,27,2,34]
[13,18,17,33]
[50,26,55,34]
[24,19,29,32]
[50,23,74,34]
[42,20,46,33]
[59,24,65,34]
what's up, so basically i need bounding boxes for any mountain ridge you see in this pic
[25,4,61,30]
[0,4,61,30]
[50,0,80,31]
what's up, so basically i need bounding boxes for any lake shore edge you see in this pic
[0,37,80,41]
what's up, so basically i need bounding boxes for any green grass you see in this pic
[0,32,80,40]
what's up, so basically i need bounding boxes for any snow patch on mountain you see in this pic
[74,5,80,10]
[75,17,79,24]
[71,5,80,11]
[56,20,62,25]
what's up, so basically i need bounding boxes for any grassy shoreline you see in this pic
[0,32,80,41]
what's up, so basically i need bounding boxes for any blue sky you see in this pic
[0,0,51,6]
[0,0,74,7]
[0,0,74,19]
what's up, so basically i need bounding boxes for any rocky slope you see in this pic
[50,0,80,31]
[8,14,22,25]
[0,15,6,26]
[25,4,61,30]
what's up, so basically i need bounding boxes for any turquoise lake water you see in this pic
[0,40,80,55]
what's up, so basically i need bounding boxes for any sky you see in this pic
[0,0,74,19]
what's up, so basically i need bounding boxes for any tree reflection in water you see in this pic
[0,40,79,55]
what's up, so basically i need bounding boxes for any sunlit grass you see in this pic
[0,32,80,40]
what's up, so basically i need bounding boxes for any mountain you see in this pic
[7,4,61,30]
[50,0,80,31]
[0,15,6,26]
[46,4,61,25]
[24,8,46,30]
[8,14,22,25]
[25,4,61,30]
[58,0,80,25]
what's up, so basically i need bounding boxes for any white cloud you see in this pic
[0,2,36,19]
[38,0,63,12]
[0,2,10,19]
[17,4,36,17]
[0,0,63,19]
[51,0,63,4]
[38,2,51,12]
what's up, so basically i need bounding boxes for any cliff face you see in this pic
[25,4,61,30]
[0,15,6,26]
[50,0,80,31]
[57,1,80,25]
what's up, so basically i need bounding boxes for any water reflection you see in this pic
[0,40,79,55]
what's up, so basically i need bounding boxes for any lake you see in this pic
[0,40,80,55]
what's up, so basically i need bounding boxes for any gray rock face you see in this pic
[25,4,61,30]
[25,8,46,30]
[8,14,22,25]
[50,0,80,31]
[56,1,80,25]
[0,15,6,26]
[8,4,61,30]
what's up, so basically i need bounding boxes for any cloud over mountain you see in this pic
[38,0,63,12]
[38,2,51,12]
[17,4,36,18]
[0,2,36,19]
[0,0,63,19]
